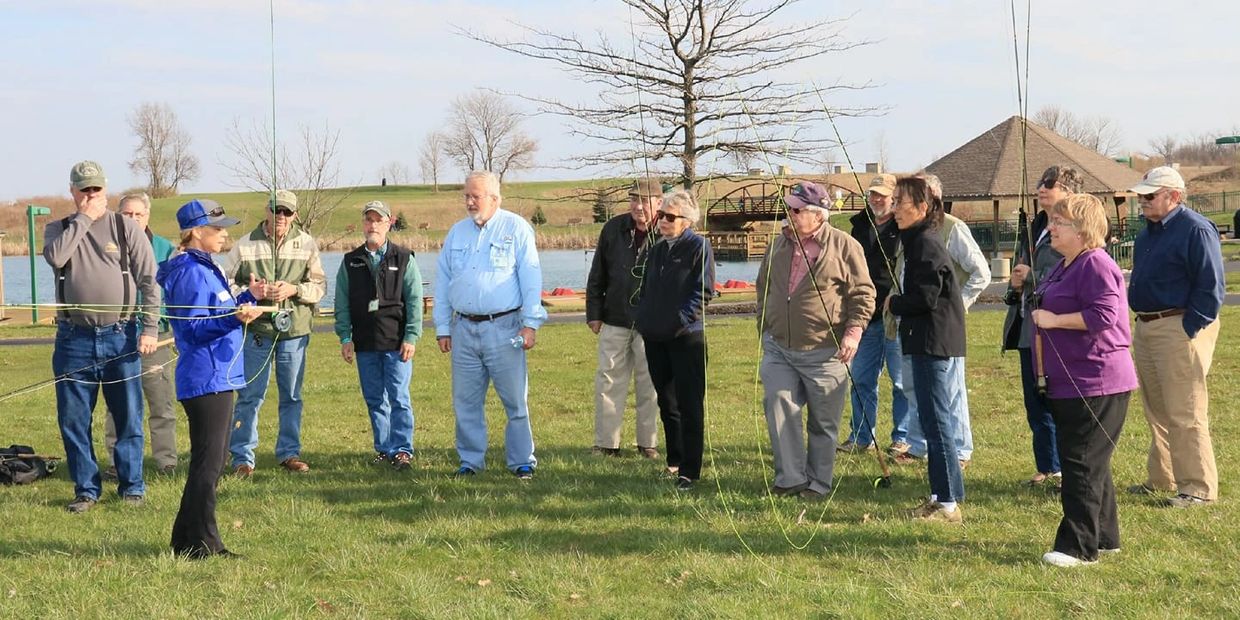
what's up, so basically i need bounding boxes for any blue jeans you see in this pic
[356,350,415,457]
[904,355,973,460]
[847,321,908,446]
[909,354,965,503]
[230,334,309,467]
[450,312,536,472]
[53,320,145,499]
[1020,347,1060,474]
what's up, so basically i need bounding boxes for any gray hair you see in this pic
[662,190,701,225]
[465,170,502,199]
[920,173,943,200]
[118,192,151,211]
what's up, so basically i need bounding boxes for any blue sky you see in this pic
[2,0,1238,201]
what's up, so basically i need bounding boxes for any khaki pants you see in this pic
[106,335,178,469]
[1133,317,1219,500]
[594,323,659,449]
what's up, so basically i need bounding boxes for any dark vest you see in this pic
[345,243,412,352]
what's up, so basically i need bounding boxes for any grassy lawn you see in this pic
[1,309,1237,617]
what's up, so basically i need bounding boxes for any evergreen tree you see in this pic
[530,206,548,226]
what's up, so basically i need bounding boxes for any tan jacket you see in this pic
[756,222,875,351]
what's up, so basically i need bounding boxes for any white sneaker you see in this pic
[1041,551,1096,567]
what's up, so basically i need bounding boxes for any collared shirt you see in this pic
[784,226,823,292]
[334,241,423,345]
[1129,203,1224,338]
[433,209,547,337]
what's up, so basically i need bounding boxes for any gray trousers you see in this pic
[760,336,849,494]
[106,333,177,469]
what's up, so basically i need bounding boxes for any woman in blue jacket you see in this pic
[634,190,715,491]
[157,199,263,559]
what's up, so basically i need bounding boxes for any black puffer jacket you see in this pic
[586,214,653,327]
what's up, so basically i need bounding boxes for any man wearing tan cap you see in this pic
[1126,166,1224,507]
[219,189,327,477]
[841,173,909,456]
[585,177,663,459]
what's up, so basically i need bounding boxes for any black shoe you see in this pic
[66,496,97,514]
[1127,483,1157,495]
[591,446,622,457]
[452,466,477,478]
[675,476,694,491]
[1165,493,1212,508]
[514,465,534,480]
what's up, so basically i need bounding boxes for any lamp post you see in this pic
[27,205,51,324]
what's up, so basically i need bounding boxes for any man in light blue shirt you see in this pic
[434,170,547,479]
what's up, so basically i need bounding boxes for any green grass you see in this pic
[1,310,1238,617]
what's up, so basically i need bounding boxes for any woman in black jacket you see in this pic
[885,177,967,522]
[634,190,715,491]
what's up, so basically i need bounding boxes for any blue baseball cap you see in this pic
[176,199,241,231]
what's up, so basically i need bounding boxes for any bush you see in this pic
[530,206,547,226]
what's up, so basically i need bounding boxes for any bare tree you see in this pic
[220,119,354,233]
[377,161,411,185]
[1148,135,1179,164]
[127,102,200,197]
[1032,105,1124,157]
[444,91,539,182]
[418,131,449,191]
[459,0,873,190]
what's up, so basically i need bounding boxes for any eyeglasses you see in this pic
[206,207,226,218]
[1138,189,1163,202]
[655,211,688,223]
[1049,217,1076,229]
[271,207,295,217]
[79,186,103,194]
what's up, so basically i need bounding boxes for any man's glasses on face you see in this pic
[271,207,295,217]
[655,211,688,223]
[1138,189,1163,202]
[79,186,103,195]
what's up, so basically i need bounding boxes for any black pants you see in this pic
[644,331,707,480]
[1049,391,1129,561]
[171,391,234,557]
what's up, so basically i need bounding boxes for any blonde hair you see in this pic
[179,229,195,250]
[1052,194,1109,249]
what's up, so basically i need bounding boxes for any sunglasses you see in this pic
[787,206,815,215]
[1138,189,1163,202]
[271,207,296,217]
[79,186,104,194]
[206,206,226,218]
[655,211,688,223]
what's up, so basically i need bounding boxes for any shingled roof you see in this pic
[925,116,1143,200]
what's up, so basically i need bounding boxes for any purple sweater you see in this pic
[1034,249,1138,400]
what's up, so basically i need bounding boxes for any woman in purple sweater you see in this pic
[1031,193,1138,568]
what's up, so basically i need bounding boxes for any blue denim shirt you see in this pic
[1129,205,1224,338]
[433,209,547,337]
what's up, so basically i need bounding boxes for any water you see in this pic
[2,249,760,307]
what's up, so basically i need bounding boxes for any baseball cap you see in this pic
[628,177,664,198]
[176,199,241,231]
[1129,166,1186,194]
[69,161,107,190]
[362,200,391,218]
[785,182,829,210]
[867,174,896,197]
[269,189,298,211]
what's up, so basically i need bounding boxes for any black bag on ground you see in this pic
[0,444,53,485]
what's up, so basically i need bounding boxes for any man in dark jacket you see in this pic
[585,178,663,458]
[334,201,423,471]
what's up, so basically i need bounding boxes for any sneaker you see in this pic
[452,466,477,478]
[514,465,534,480]
[66,496,97,514]
[909,497,937,518]
[1023,472,1061,487]
[770,483,808,497]
[892,452,923,466]
[122,494,144,505]
[101,466,118,481]
[371,453,389,465]
[1099,548,1121,555]
[391,452,412,471]
[958,459,971,471]
[233,464,254,479]
[280,457,310,473]
[1126,483,1158,496]
[1042,551,1095,567]
[913,502,963,523]
[591,446,622,457]
[836,440,874,455]
[886,441,911,458]
[675,476,694,491]
[1164,493,1212,508]
[636,446,660,459]
[798,488,827,502]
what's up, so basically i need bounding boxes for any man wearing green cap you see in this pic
[219,189,327,477]
[43,160,161,513]
[334,201,423,471]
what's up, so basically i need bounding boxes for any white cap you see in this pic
[1129,166,1185,194]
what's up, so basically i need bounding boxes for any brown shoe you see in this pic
[391,452,412,471]
[281,457,310,473]
[636,446,659,459]
[591,446,622,457]
[233,464,254,479]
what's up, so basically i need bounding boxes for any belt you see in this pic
[1136,308,1185,322]
[457,307,520,322]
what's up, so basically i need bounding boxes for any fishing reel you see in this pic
[270,309,293,332]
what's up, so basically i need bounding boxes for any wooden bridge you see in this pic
[703,181,865,259]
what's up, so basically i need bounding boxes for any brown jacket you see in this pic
[756,222,876,351]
